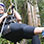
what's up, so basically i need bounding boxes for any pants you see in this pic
[32,35,41,44]
[2,23,40,44]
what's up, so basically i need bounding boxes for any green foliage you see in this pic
[0,38,14,44]
[17,0,28,23]
[38,0,44,26]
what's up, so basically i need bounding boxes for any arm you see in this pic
[13,9,22,23]
[8,5,22,23]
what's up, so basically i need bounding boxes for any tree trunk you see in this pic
[33,0,41,27]
[27,2,33,26]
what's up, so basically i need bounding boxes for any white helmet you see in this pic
[0,2,5,7]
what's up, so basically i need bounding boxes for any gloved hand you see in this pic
[11,5,15,9]
[11,3,15,9]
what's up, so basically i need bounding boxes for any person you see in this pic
[0,2,44,44]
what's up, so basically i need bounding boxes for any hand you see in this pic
[9,3,15,9]
[8,3,14,9]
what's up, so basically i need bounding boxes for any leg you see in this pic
[2,23,35,42]
[20,24,41,44]
[2,23,44,43]
[32,35,41,44]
